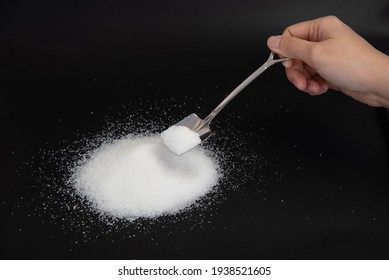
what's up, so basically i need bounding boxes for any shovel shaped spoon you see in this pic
[162,52,290,155]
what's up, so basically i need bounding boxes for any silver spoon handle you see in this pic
[202,53,290,125]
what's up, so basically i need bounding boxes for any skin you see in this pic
[267,16,389,108]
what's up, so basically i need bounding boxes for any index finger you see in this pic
[282,16,330,42]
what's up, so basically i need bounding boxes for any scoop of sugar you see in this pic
[161,125,201,155]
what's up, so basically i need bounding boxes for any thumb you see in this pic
[267,35,314,64]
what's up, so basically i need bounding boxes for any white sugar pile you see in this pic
[161,125,201,155]
[71,135,219,219]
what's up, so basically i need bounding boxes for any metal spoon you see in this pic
[163,52,290,153]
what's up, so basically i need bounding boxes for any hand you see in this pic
[267,16,389,108]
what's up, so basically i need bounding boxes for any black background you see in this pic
[1,0,389,259]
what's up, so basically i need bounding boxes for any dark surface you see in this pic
[1,0,389,259]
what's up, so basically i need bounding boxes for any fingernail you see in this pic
[267,36,281,49]
[307,83,317,94]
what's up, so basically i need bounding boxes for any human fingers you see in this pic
[285,62,308,91]
[267,16,343,67]
[285,62,329,95]
[267,35,315,65]
[281,16,337,42]
[305,76,329,95]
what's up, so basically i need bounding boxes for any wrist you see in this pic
[366,52,389,108]
[375,54,389,108]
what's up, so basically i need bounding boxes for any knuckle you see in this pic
[324,15,341,25]
[283,27,293,37]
